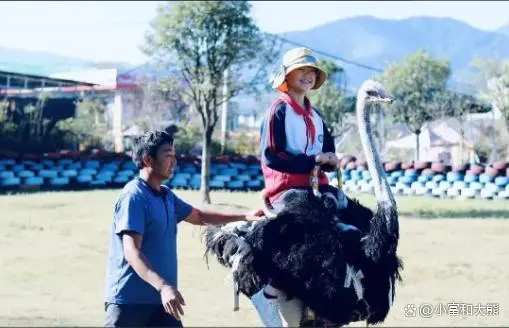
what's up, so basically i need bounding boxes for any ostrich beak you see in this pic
[377,96,393,104]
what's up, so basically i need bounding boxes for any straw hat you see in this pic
[270,47,328,92]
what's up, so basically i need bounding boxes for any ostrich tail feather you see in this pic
[202,221,266,297]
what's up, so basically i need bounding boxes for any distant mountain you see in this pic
[0,46,133,78]
[496,22,509,36]
[2,15,509,101]
[279,15,509,91]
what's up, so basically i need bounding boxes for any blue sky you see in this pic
[0,1,508,64]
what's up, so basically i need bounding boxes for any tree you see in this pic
[471,58,509,160]
[308,59,350,140]
[128,75,190,131]
[439,91,486,162]
[57,98,109,150]
[377,49,451,161]
[143,1,279,204]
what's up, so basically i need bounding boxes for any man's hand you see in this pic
[245,209,264,220]
[160,284,186,320]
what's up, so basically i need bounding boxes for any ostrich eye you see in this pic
[366,90,378,97]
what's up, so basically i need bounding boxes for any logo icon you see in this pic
[404,304,417,317]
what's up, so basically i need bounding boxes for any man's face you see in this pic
[146,142,177,180]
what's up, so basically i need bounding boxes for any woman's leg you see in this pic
[250,284,284,327]
[250,283,304,327]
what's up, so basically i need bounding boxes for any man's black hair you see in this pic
[132,130,174,169]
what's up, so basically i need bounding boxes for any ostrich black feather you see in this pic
[203,190,403,326]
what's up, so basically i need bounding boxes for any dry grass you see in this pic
[0,189,507,327]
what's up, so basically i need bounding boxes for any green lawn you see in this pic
[350,193,509,219]
[0,189,507,326]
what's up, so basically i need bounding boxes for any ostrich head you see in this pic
[357,79,393,105]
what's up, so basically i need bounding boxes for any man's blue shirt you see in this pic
[104,176,193,305]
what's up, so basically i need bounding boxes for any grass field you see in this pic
[0,189,508,327]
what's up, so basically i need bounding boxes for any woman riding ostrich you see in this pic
[203,48,402,327]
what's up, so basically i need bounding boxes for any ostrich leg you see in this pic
[233,283,240,311]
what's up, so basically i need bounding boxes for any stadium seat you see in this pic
[101,163,119,172]
[68,162,82,170]
[1,177,21,187]
[470,182,483,191]
[0,171,15,179]
[213,175,232,182]
[446,188,461,198]
[391,170,404,179]
[38,170,58,179]
[113,175,130,185]
[497,189,509,199]
[432,174,445,182]
[219,168,238,176]
[417,175,432,183]
[95,172,113,183]
[17,170,35,178]
[479,174,494,184]
[432,188,445,197]
[84,160,101,169]
[246,168,261,176]
[361,170,371,180]
[11,165,24,173]
[61,169,78,178]
[122,162,137,171]
[181,165,197,174]
[246,180,263,190]
[189,179,200,190]
[0,159,15,166]
[117,170,135,178]
[452,181,468,190]
[49,177,70,188]
[80,168,97,176]
[230,162,247,170]
[24,176,44,186]
[461,188,477,199]
[464,174,479,183]
[174,173,191,181]
[359,180,373,193]
[446,172,464,182]
[58,159,73,166]
[494,176,509,187]
[211,163,229,171]
[30,163,44,171]
[227,180,245,191]
[209,180,226,189]
[76,175,93,184]
[90,180,108,188]
[236,174,251,182]
[480,188,496,199]
[350,170,363,181]
[398,175,417,185]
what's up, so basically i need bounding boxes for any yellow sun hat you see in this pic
[269,47,328,92]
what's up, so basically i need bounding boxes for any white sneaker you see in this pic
[250,288,283,327]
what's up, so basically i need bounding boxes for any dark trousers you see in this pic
[104,303,183,327]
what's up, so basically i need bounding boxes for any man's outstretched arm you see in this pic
[184,208,257,226]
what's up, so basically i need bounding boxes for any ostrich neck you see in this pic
[356,99,397,226]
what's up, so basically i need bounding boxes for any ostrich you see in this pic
[203,79,403,326]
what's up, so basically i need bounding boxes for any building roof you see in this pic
[0,69,97,97]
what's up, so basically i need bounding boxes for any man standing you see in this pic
[104,130,255,327]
